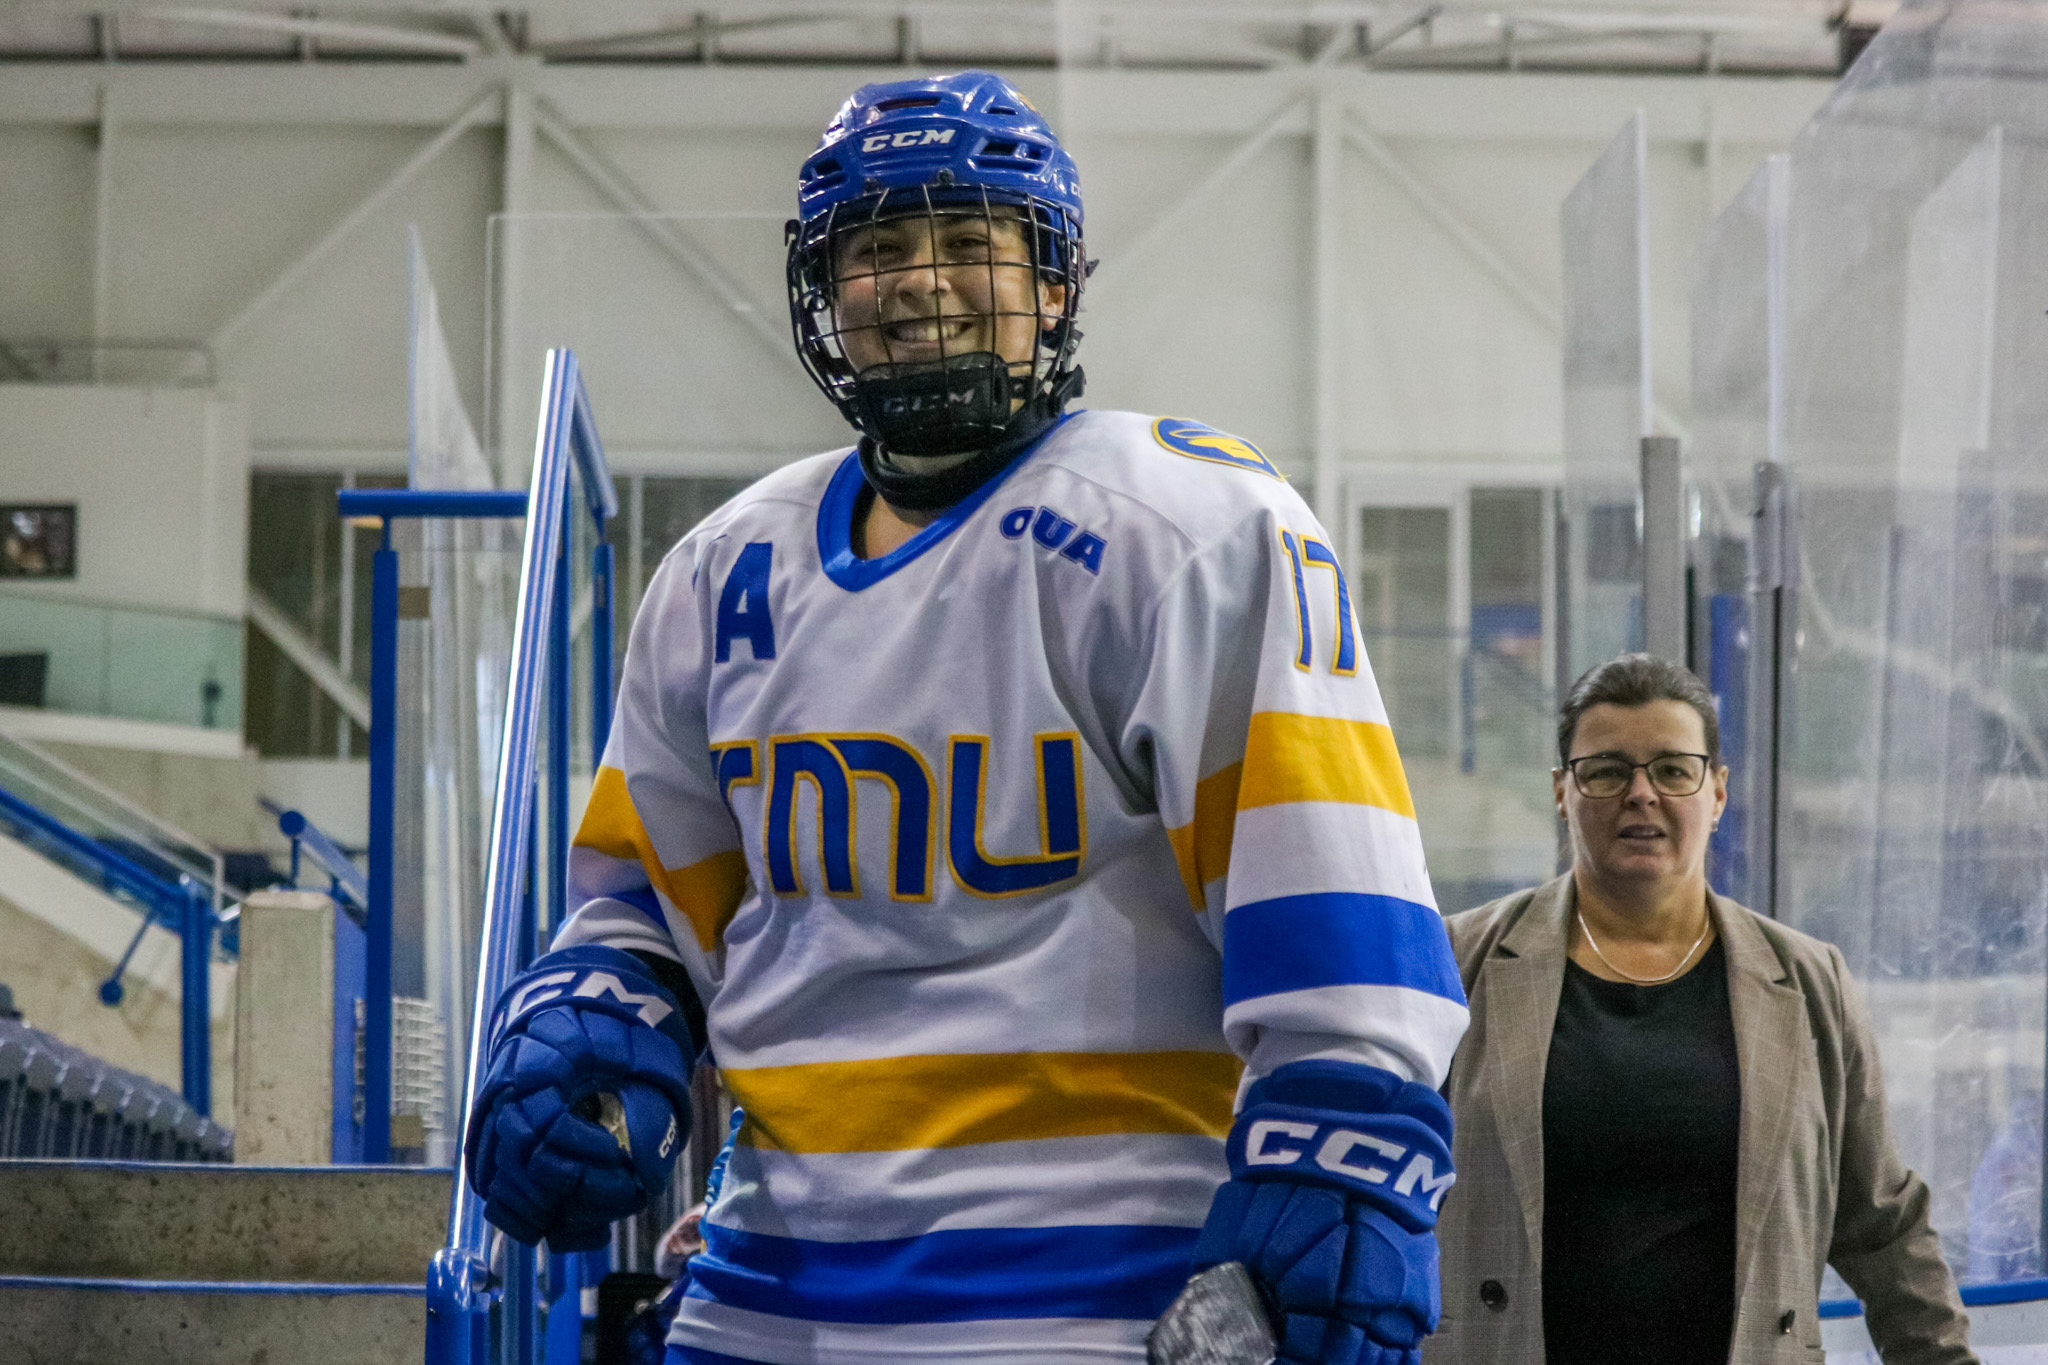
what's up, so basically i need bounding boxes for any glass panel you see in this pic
[1356,506,1450,757]
[1559,114,1651,689]
[1719,0,2048,1292]
[245,471,403,758]
[1690,154,1789,905]
[0,590,241,731]
[405,235,521,1165]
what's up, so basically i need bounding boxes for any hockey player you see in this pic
[463,71,1469,1365]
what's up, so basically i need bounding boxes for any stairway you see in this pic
[0,1159,451,1364]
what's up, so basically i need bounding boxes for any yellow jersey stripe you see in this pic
[724,1050,1241,1154]
[1238,712,1415,819]
[576,765,747,951]
[1165,761,1241,913]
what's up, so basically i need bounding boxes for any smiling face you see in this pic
[1555,700,1728,894]
[829,209,1067,381]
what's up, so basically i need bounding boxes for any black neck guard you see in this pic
[857,366,1084,512]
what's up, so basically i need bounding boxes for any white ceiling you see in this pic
[0,1,1898,74]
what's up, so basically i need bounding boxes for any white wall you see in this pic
[0,384,249,618]
[0,61,1831,501]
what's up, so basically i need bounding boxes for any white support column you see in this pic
[91,83,115,374]
[208,88,497,354]
[1311,85,1343,530]
[496,77,535,490]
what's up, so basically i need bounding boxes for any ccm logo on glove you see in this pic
[503,969,675,1032]
[1243,1120,1455,1212]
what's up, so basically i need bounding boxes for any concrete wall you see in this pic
[0,385,249,619]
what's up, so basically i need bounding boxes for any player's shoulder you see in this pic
[645,446,848,596]
[672,447,849,547]
[1029,409,1312,549]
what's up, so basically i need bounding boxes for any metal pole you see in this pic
[1746,461,1790,917]
[365,520,398,1162]
[548,502,572,944]
[180,885,211,1114]
[591,536,615,758]
[338,469,357,757]
[506,1241,539,1365]
[1640,435,1686,663]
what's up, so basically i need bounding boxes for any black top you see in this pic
[1541,938,1741,1365]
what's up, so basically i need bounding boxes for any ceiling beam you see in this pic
[207,86,496,350]
[141,8,482,56]
[0,61,1832,147]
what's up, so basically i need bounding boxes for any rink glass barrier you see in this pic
[1692,0,2048,1306]
[1689,153,1787,908]
[428,349,620,1365]
[405,232,519,1167]
[1558,113,1653,693]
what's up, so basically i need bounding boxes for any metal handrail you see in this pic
[0,782,215,1113]
[0,729,225,922]
[427,349,617,1364]
[277,808,370,914]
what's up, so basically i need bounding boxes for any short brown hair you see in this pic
[1558,653,1721,766]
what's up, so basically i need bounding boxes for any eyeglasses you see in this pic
[1560,753,1712,799]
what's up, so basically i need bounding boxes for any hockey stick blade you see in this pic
[1147,1262,1278,1365]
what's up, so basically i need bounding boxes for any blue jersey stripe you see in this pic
[685,1222,1196,1324]
[611,884,668,927]
[1222,891,1464,1006]
[664,1348,768,1365]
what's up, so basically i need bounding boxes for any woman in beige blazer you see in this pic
[1428,654,1973,1365]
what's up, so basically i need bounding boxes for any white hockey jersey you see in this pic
[557,408,1468,1365]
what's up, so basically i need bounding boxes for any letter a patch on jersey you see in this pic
[716,542,777,663]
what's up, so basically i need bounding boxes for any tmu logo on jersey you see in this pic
[710,731,1087,901]
[861,128,958,153]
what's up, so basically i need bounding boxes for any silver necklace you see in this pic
[1575,910,1711,985]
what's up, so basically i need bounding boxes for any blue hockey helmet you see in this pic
[796,70,1083,236]
[786,71,1089,465]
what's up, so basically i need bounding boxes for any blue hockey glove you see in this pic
[1192,1060,1455,1365]
[464,946,700,1252]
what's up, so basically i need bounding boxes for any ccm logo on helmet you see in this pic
[1245,1119,1457,1211]
[504,970,676,1031]
[861,128,957,153]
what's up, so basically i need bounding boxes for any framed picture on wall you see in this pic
[0,504,77,579]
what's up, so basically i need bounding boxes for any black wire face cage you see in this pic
[787,185,1087,453]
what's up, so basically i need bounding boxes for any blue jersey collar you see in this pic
[815,413,1075,591]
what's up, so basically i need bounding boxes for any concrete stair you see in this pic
[0,1159,453,1364]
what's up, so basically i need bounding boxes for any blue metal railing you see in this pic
[427,349,618,1365]
[0,784,215,1113]
[278,807,369,915]
[336,486,537,1164]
